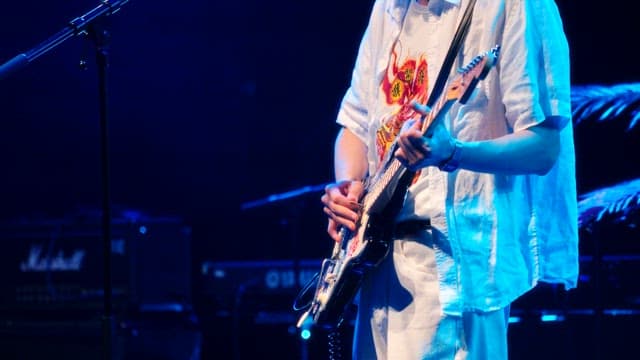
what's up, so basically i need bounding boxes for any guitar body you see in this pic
[310,214,387,329]
[307,167,415,329]
[296,46,500,331]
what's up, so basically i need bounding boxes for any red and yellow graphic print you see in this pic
[376,44,430,165]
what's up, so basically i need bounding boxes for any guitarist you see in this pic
[321,0,577,359]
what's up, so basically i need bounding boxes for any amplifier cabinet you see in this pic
[0,212,192,315]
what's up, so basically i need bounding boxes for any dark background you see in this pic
[0,1,639,359]
[1,0,638,263]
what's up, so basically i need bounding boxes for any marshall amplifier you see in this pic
[0,209,192,316]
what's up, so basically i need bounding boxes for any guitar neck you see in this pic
[421,95,457,137]
[363,97,457,214]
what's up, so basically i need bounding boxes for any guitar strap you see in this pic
[426,0,477,108]
[408,0,478,182]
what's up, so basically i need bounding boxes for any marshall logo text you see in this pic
[19,245,86,272]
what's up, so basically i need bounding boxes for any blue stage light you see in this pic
[540,314,565,322]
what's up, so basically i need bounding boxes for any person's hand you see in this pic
[395,102,455,171]
[321,180,364,242]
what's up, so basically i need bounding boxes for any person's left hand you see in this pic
[394,102,455,171]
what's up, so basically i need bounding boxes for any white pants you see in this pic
[352,230,510,360]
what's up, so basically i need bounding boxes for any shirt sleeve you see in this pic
[335,1,385,144]
[499,0,572,132]
[509,0,578,288]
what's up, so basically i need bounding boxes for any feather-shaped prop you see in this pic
[578,177,640,229]
[572,83,640,131]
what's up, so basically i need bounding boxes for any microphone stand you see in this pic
[0,2,130,359]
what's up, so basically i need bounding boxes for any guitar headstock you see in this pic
[445,45,500,104]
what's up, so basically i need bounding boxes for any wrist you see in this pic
[438,138,462,172]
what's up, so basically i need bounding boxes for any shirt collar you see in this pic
[388,0,461,22]
[405,0,462,6]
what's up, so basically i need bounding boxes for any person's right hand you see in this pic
[321,180,364,242]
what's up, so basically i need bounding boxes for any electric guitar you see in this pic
[296,45,501,330]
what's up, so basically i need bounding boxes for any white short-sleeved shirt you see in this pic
[336,0,578,312]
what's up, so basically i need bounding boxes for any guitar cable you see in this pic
[292,271,319,311]
[327,325,345,360]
